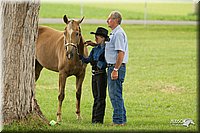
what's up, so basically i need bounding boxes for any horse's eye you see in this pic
[64,32,66,35]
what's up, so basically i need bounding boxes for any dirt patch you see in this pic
[160,84,183,94]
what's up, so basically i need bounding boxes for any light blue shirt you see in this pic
[105,25,128,64]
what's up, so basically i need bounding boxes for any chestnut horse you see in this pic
[35,15,88,122]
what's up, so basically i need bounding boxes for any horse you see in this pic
[35,15,88,122]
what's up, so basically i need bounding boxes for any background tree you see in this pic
[1,0,47,125]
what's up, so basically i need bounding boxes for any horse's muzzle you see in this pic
[65,43,79,60]
[66,52,73,60]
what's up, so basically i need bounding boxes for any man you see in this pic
[105,11,128,126]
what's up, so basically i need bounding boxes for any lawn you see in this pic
[39,2,197,21]
[3,24,197,132]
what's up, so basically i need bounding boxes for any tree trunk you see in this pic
[193,1,199,15]
[1,0,47,125]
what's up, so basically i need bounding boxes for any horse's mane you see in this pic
[78,27,88,57]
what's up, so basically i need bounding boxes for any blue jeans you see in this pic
[107,65,127,124]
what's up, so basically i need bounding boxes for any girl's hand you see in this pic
[84,40,97,46]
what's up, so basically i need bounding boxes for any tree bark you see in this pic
[193,1,199,15]
[1,0,46,125]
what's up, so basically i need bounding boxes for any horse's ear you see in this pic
[63,15,69,24]
[78,16,84,24]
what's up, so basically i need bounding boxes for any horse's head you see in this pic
[63,15,84,60]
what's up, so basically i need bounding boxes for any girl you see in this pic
[80,27,109,124]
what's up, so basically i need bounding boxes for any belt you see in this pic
[92,69,106,75]
[107,63,126,67]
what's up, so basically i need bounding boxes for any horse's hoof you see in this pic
[76,115,82,120]
[57,118,62,123]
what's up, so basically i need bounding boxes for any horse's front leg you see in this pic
[75,74,85,120]
[57,73,67,122]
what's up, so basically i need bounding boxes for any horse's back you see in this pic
[36,26,64,72]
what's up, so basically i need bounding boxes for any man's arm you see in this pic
[115,50,124,70]
[111,50,124,80]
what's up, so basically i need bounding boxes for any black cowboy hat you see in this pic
[90,27,110,41]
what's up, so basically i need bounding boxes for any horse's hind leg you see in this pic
[35,59,43,81]
[57,73,67,122]
[75,74,85,120]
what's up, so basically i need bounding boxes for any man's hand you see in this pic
[111,70,118,80]
[84,40,98,46]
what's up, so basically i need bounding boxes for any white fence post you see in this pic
[144,0,147,26]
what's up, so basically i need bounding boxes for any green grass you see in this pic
[3,24,197,132]
[39,2,197,21]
